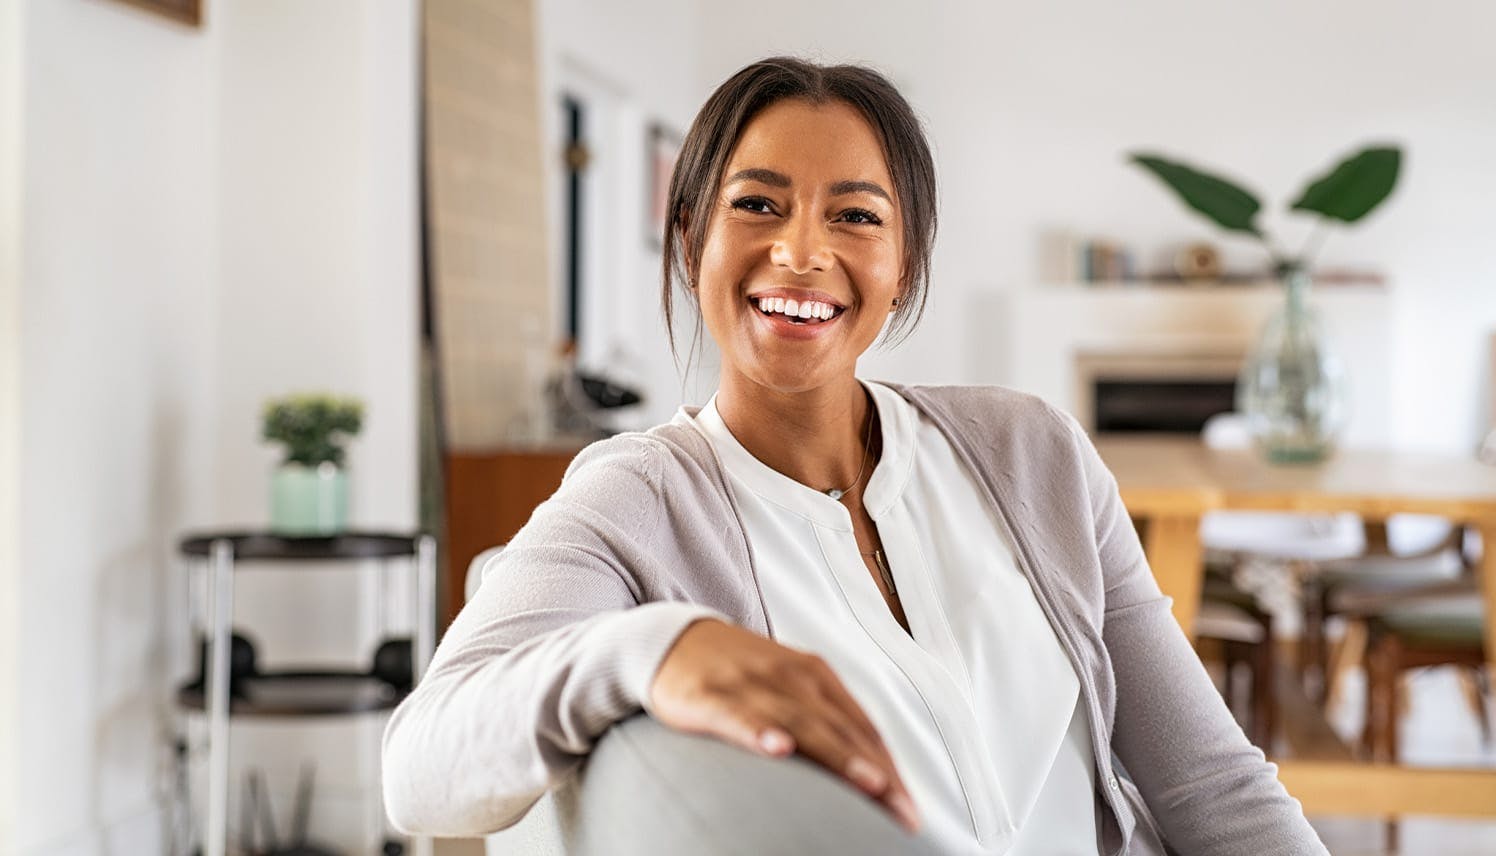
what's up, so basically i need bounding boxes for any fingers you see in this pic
[797,657,918,807]
[779,700,923,834]
[649,623,921,834]
[808,659,907,774]
[751,682,922,834]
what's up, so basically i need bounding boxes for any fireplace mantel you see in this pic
[968,282,1394,447]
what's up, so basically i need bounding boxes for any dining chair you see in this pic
[1191,413,1365,748]
[1359,589,1490,853]
[1306,519,1474,709]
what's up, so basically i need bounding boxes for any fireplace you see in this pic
[1073,349,1243,435]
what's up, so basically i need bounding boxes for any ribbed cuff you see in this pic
[614,602,733,718]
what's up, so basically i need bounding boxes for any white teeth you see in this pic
[752,296,841,323]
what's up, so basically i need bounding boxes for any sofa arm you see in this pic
[495,713,943,856]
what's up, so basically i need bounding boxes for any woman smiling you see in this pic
[383,57,1328,855]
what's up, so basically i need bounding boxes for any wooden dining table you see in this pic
[1094,435,1496,819]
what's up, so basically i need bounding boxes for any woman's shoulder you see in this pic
[874,380,1082,442]
[559,418,735,521]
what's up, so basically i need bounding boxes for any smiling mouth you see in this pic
[750,296,846,325]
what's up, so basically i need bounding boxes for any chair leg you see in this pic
[1324,619,1366,713]
[1302,574,1327,698]
[1364,630,1402,854]
[1456,667,1492,748]
[1221,641,1240,719]
[1250,630,1276,751]
[1363,631,1401,763]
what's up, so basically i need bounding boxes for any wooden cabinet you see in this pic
[443,446,584,627]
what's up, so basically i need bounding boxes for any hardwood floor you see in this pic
[433,837,485,856]
[1308,665,1496,854]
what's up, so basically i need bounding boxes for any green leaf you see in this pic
[1129,153,1264,237]
[1290,145,1402,223]
[260,392,364,467]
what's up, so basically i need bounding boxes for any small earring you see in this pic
[891,297,900,307]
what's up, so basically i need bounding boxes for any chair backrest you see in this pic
[1197,411,1368,558]
[1201,411,1253,450]
[465,545,506,603]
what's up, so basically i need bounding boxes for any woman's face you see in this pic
[693,98,905,396]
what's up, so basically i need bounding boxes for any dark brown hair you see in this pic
[661,56,938,367]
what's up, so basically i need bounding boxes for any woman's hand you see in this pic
[648,617,922,834]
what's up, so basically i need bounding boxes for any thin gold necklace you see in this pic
[823,403,875,501]
[821,399,895,597]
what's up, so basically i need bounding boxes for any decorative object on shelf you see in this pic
[262,393,364,534]
[544,340,645,441]
[185,629,259,698]
[1128,143,1402,462]
[241,764,342,856]
[368,637,415,692]
[1173,241,1222,282]
[1039,229,1140,284]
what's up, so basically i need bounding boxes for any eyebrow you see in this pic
[724,168,891,203]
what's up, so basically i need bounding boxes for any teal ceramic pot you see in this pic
[270,462,349,535]
[1236,269,1349,464]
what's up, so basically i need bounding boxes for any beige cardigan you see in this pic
[382,382,1328,855]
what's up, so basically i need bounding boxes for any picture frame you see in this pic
[109,0,203,27]
[645,122,682,250]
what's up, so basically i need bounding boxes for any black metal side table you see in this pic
[177,531,436,856]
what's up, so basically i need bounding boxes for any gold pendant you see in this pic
[872,549,897,596]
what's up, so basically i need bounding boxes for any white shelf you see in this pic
[1034,279,1387,293]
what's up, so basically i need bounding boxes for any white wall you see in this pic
[208,2,420,850]
[1,0,25,850]
[537,0,719,429]
[215,0,418,534]
[684,0,1496,453]
[17,0,220,852]
[11,0,420,853]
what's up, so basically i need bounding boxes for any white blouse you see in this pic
[688,379,1098,855]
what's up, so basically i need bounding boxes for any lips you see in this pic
[749,296,845,341]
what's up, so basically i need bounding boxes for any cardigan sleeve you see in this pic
[380,437,730,837]
[1062,411,1330,855]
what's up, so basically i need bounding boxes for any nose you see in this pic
[769,209,833,275]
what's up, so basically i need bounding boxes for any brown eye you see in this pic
[731,196,774,214]
[841,209,882,225]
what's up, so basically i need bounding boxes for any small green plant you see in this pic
[262,393,364,468]
[1128,143,1402,277]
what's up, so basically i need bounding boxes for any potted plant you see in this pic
[1129,144,1401,463]
[262,393,363,535]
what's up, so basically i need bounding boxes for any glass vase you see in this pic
[1235,269,1349,464]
